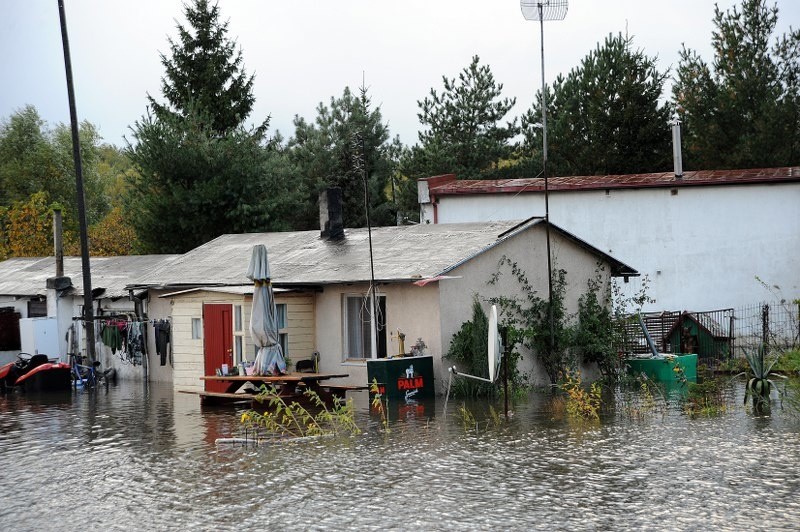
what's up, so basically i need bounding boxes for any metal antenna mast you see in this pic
[520,1,568,358]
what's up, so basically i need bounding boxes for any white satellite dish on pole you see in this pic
[488,305,501,382]
[445,305,503,394]
[443,304,509,417]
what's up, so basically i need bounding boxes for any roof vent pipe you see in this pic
[672,117,683,179]
[319,187,345,240]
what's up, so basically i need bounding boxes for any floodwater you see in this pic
[1,380,799,531]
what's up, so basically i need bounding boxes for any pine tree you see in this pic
[288,86,396,228]
[521,33,673,177]
[406,56,519,180]
[672,0,800,169]
[150,0,259,134]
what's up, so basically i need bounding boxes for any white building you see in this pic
[418,167,800,311]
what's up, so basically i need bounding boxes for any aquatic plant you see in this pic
[240,385,360,439]
[559,369,601,421]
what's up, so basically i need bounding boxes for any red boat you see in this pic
[0,353,72,393]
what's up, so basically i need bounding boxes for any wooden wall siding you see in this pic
[277,294,315,362]
[170,291,315,392]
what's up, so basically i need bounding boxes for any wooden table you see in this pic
[198,372,354,408]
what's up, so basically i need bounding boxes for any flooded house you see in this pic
[128,191,638,392]
[0,254,178,382]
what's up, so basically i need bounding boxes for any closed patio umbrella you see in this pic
[247,244,286,375]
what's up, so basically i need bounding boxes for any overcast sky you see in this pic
[2,1,798,148]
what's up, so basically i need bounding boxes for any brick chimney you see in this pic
[319,187,344,240]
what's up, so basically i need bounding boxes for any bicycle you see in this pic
[69,353,101,389]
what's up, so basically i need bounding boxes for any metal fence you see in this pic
[616,301,799,367]
[733,301,800,355]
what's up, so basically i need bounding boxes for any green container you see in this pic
[367,355,434,402]
[626,353,698,382]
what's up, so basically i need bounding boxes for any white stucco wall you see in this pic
[422,182,800,311]
[438,223,611,387]
[313,283,442,389]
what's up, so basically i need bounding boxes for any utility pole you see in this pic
[58,0,95,363]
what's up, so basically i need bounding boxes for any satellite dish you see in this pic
[488,305,502,382]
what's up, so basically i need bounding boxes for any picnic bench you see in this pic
[198,372,360,408]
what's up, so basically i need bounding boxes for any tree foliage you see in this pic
[522,33,673,177]
[0,105,109,231]
[403,55,519,180]
[149,0,258,134]
[288,86,398,228]
[127,0,279,253]
[127,110,280,253]
[0,192,54,258]
[673,0,800,169]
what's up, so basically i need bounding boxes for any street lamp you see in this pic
[521,1,568,358]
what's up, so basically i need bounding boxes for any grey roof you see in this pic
[0,255,179,298]
[130,219,638,289]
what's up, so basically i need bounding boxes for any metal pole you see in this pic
[539,6,555,358]
[501,327,509,420]
[57,0,95,364]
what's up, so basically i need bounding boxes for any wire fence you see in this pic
[616,300,799,367]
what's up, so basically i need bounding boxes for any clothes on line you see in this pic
[154,320,171,367]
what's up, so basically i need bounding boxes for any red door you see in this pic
[203,304,233,393]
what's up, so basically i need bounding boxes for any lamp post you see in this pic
[521,1,568,359]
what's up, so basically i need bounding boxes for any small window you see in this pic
[343,294,387,359]
[276,304,287,329]
[234,305,243,332]
[279,332,289,356]
[191,318,202,339]
[235,335,243,363]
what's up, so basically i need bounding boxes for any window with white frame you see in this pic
[191,318,202,340]
[276,303,288,356]
[233,304,245,364]
[343,294,386,360]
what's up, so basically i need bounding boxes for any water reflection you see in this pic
[0,380,798,530]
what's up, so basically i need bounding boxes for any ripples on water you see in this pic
[1,381,799,531]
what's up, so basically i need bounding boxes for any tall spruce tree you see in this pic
[127,0,278,253]
[404,56,519,180]
[149,0,258,134]
[521,33,673,177]
[673,0,800,169]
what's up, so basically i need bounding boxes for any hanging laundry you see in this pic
[101,322,122,353]
[127,322,144,366]
[154,320,171,366]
